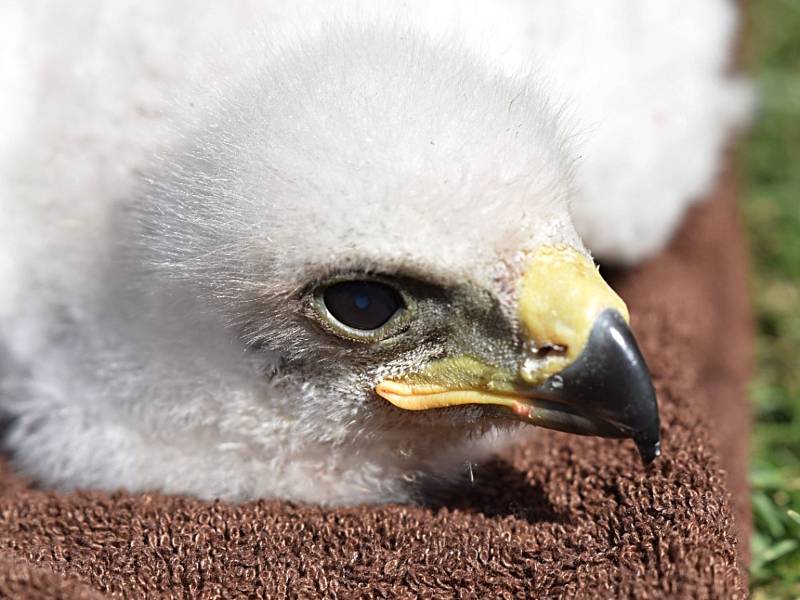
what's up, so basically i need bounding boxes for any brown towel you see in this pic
[0,172,751,599]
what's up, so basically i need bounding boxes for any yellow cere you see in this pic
[517,244,629,384]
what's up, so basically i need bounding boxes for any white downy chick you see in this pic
[0,1,750,504]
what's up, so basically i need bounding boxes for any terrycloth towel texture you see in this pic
[0,175,751,599]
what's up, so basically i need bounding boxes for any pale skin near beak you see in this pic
[375,244,662,463]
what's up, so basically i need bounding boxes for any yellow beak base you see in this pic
[516,245,629,385]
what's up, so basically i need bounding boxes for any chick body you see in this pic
[0,1,748,503]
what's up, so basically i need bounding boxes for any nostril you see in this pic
[527,343,568,359]
[519,342,571,385]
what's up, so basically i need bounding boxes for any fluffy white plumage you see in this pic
[0,1,749,504]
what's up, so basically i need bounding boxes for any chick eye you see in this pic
[322,281,403,331]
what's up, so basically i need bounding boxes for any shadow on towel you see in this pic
[420,457,567,525]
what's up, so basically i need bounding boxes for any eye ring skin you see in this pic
[307,275,416,344]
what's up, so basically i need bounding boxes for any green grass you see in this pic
[742,1,800,597]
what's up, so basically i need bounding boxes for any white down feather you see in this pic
[0,1,750,504]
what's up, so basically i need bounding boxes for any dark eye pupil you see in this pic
[323,281,403,331]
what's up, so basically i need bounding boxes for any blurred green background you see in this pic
[742,1,800,597]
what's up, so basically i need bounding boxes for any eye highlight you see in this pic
[322,281,404,332]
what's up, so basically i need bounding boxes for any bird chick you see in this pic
[0,2,748,504]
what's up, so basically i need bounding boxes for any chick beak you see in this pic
[517,308,661,463]
[375,245,661,464]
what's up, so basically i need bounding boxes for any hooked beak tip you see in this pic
[529,308,662,462]
[636,438,662,465]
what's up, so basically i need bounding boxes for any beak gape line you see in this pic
[375,245,662,464]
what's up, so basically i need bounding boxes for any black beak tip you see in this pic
[635,436,661,465]
[534,309,663,466]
